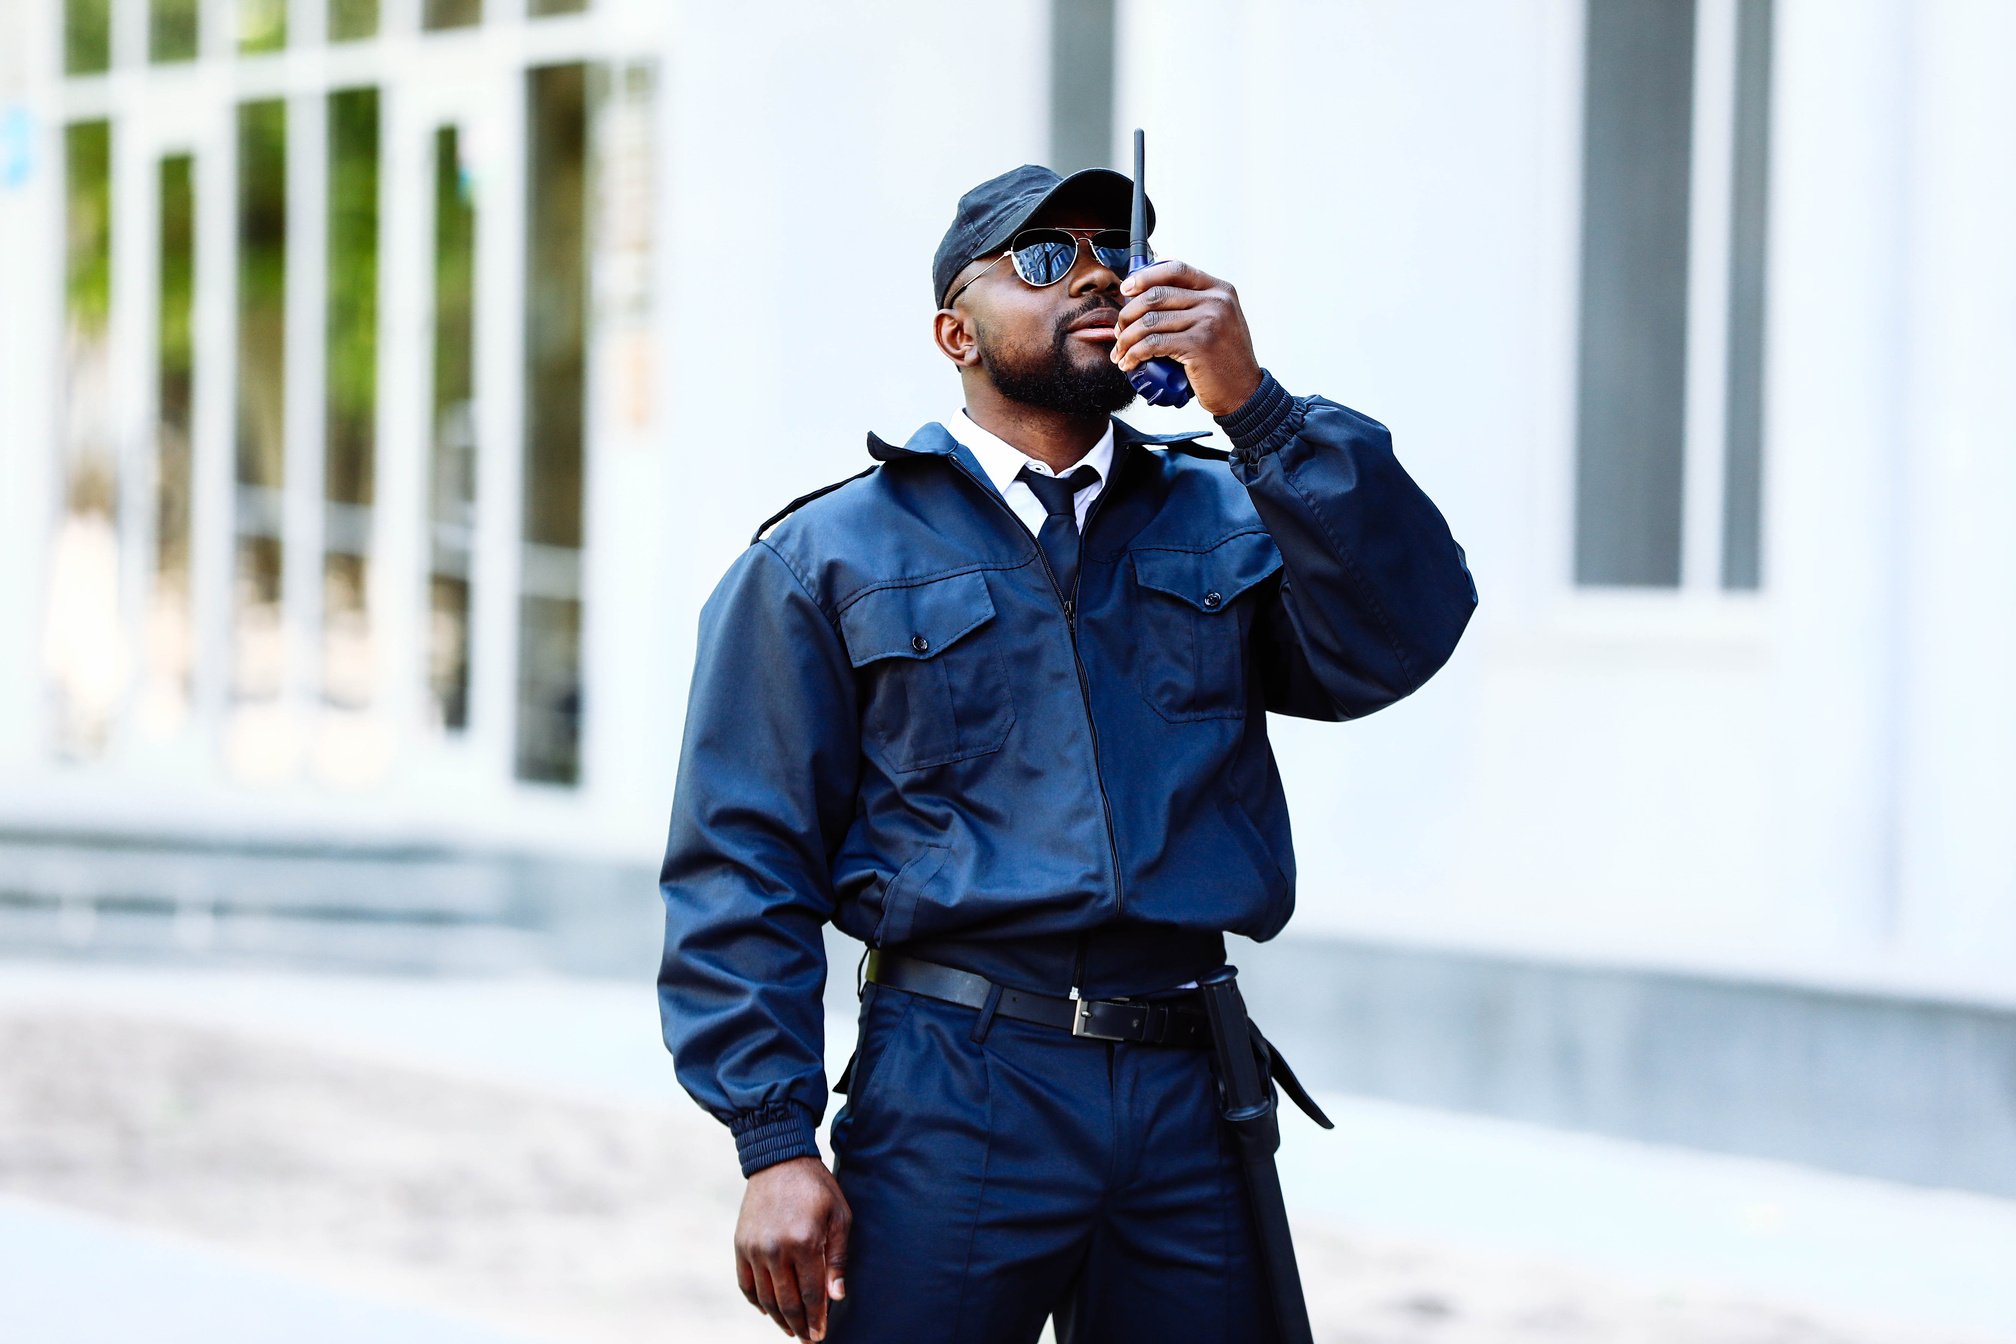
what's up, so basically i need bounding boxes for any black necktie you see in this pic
[1017,464,1100,602]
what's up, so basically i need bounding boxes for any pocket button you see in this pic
[911,633,930,653]
[1203,590,1223,609]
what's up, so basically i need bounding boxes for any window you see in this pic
[423,0,480,32]
[152,0,199,62]
[517,63,589,786]
[225,97,289,774]
[144,154,197,733]
[324,88,381,721]
[42,3,649,797]
[64,0,111,75]
[330,0,377,43]
[1573,0,1773,591]
[1720,0,1772,590]
[239,0,285,54]
[1048,0,1116,175]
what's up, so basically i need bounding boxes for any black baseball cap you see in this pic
[932,163,1155,310]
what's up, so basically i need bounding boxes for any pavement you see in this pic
[2,958,2012,1343]
[0,1193,535,1344]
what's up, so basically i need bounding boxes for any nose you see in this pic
[1069,241,1122,300]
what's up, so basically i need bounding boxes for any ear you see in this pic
[932,307,982,368]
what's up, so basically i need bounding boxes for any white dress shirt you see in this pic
[948,407,1115,536]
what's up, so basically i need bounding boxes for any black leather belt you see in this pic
[865,948,1213,1047]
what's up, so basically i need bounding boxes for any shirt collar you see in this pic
[949,407,1115,499]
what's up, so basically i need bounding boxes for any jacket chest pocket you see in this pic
[1127,532,1284,722]
[840,570,1015,771]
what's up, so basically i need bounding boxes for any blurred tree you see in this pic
[65,0,111,75]
[326,87,380,509]
[240,0,285,53]
[330,0,378,42]
[151,0,199,62]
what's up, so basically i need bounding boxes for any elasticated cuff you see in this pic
[729,1101,820,1178]
[1212,368,1301,463]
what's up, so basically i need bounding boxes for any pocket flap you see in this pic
[840,570,997,667]
[1130,532,1283,613]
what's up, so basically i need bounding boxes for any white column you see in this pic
[1760,0,1916,954]
[0,0,62,773]
[276,80,328,777]
[367,77,429,766]
[112,68,158,758]
[189,53,236,757]
[467,66,527,789]
[576,58,668,835]
[1891,0,2016,975]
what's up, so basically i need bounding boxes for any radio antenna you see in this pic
[1130,128,1152,267]
[1120,128,1193,407]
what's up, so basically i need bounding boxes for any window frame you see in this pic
[1564,0,1775,609]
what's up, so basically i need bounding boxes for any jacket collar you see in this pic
[866,414,1213,463]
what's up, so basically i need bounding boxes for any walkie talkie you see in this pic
[1125,128,1194,408]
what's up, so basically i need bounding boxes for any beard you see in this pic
[975,316,1140,416]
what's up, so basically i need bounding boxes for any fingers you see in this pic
[1110,305,1211,370]
[767,1253,818,1341]
[751,1258,795,1336]
[1120,258,1216,295]
[786,1192,850,1337]
[782,1249,822,1337]
[1114,283,1208,333]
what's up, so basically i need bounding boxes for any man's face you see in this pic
[946,203,1138,415]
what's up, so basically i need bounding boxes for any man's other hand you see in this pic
[735,1154,851,1341]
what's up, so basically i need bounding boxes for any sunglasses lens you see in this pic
[1092,230,1131,273]
[1011,231,1079,286]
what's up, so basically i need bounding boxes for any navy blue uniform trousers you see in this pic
[823,978,1282,1344]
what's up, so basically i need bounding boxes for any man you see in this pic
[657,162,1477,1344]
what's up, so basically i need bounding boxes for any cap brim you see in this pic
[974,166,1155,254]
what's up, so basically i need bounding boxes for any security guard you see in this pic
[656,163,1477,1344]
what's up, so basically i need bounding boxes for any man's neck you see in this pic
[960,385,1110,473]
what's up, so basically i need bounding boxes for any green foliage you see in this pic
[239,0,286,53]
[236,99,287,490]
[329,0,379,42]
[151,0,200,63]
[237,99,287,310]
[65,0,111,74]
[422,0,481,31]
[159,156,196,378]
[326,87,380,503]
[432,126,476,419]
[65,121,112,334]
[523,63,587,551]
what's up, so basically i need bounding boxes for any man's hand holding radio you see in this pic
[1109,260,1265,417]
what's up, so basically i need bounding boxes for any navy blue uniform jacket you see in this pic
[657,370,1478,1176]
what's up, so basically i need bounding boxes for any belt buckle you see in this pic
[1070,995,1139,1042]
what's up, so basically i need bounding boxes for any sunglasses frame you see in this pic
[945,226,1132,309]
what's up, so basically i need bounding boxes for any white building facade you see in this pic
[1,0,2011,1192]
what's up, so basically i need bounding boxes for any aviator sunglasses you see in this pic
[945,226,1132,308]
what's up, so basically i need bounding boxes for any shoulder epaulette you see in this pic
[751,466,879,544]
[1159,438,1232,462]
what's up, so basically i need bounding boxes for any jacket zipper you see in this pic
[947,454,1126,996]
